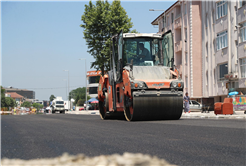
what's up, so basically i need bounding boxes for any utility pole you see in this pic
[78,58,87,111]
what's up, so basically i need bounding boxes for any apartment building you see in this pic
[4,87,35,99]
[151,1,203,102]
[202,0,246,103]
[152,0,246,104]
[87,71,101,98]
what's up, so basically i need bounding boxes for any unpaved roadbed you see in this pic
[1,152,175,166]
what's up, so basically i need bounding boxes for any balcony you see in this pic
[175,40,182,53]
[174,17,182,29]
[176,64,182,75]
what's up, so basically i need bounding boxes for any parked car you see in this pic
[184,100,203,111]
[79,104,94,111]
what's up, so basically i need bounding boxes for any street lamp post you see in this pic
[64,70,70,110]
[149,9,165,11]
[79,58,87,111]
[63,79,67,100]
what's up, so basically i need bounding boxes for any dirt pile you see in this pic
[1,152,176,166]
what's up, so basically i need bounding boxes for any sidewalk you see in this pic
[66,110,100,115]
[66,110,246,119]
[181,110,246,119]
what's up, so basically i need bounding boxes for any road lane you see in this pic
[1,114,245,166]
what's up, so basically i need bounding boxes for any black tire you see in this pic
[124,95,133,121]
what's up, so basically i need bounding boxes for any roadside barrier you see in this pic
[1,107,9,111]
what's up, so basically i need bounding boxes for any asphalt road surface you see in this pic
[2,114,245,166]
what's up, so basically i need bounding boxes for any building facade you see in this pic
[87,71,101,98]
[4,87,35,99]
[151,1,203,101]
[152,0,246,104]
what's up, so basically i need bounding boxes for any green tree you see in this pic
[0,94,5,107]
[0,85,5,95]
[5,97,16,107]
[49,95,56,102]
[32,103,44,110]
[80,0,135,75]
[21,101,31,108]
[69,87,91,105]
[77,99,85,106]
[1,86,6,107]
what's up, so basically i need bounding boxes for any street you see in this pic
[1,114,245,166]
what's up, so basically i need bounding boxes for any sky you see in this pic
[1,0,175,101]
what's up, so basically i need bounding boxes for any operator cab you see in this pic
[122,32,174,68]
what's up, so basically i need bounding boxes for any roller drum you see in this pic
[130,92,183,121]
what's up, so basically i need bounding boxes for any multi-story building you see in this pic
[87,71,101,98]
[202,0,246,103]
[151,1,203,102]
[5,92,24,106]
[4,87,35,99]
[151,0,246,104]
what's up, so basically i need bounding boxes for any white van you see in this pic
[51,97,65,114]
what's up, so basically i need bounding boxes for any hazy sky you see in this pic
[1,0,174,101]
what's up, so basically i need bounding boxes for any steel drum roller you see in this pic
[129,92,183,121]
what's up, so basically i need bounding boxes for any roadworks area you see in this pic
[1,152,176,166]
[65,110,246,119]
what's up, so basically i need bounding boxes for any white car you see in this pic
[184,100,203,111]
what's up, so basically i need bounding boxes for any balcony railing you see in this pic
[174,17,182,29]
[175,13,181,19]
[176,64,182,75]
[175,40,182,53]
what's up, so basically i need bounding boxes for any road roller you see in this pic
[98,30,184,121]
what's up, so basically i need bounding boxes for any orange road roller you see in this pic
[98,30,184,121]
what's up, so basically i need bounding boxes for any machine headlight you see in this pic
[172,82,177,88]
[131,81,147,89]
[171,81,183,88]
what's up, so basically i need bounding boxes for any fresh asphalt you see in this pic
[1,114,245,166]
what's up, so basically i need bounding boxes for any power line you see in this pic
[19,85,84,90]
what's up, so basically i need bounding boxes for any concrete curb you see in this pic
[181,111,246,119]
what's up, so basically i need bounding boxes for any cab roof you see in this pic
[123,33,162,38]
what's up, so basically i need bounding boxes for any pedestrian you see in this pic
[239,91,244,95]
[183,92,190,113]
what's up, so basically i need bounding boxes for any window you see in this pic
[184,3,187,15]
[206,71,208,86]
[89,87,98,95]
[216,31,228,50]
[205,14,208,27]
[171,13,174,24]
[216,1,227,19]
[185,76,188,88]
[185,28,187,40]
[162,16,166,29]
[240,22,246,42]
[56,101,64,104]
[239,0,246,7]
[167,16,169,26]
[192,101,199,105]
[88,76,100,84]
[219,63,228,79]
[185,52,188,64]
[240,58,246,78]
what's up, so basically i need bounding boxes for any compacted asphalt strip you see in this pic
[1,114,245,166]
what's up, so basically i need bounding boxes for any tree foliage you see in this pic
[5,97,16,107]
[0,85,5,95]
[77,99,85,106]
[21,101,31,108]
[80,0,135,74]
[70,87,91,105]
[49,95,56,102]
[32,103,44,109]
[1,95,6,107]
